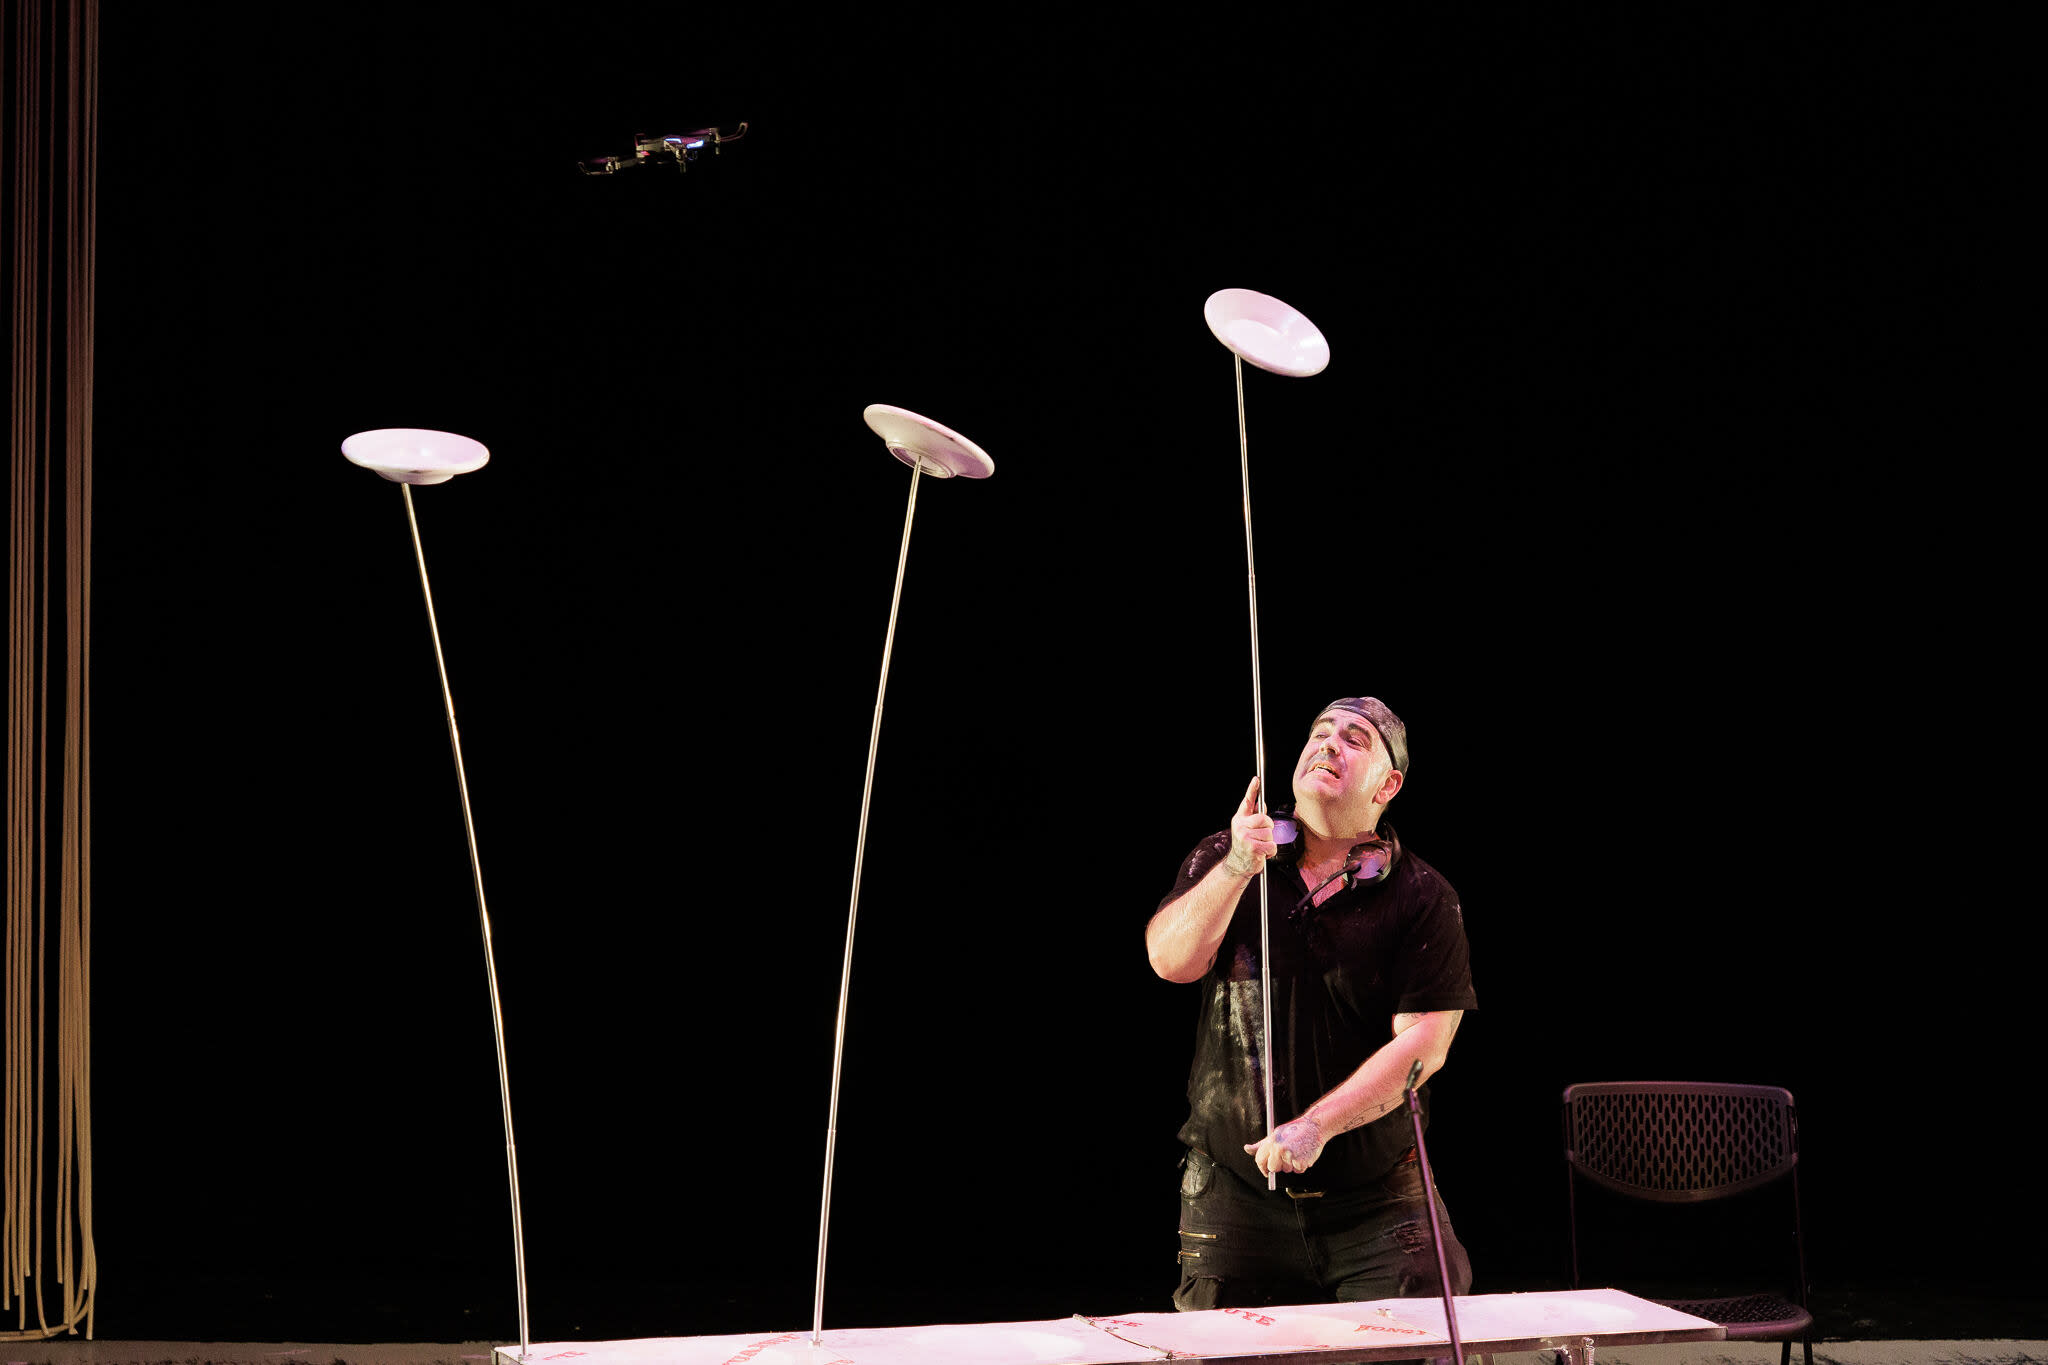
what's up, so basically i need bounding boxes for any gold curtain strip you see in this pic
[3,0,96,1340]
[5,0,44,1329]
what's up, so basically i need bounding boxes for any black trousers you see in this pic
[1174,1147,1473,1310]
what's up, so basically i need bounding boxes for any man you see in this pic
[1145,696,1476,1309]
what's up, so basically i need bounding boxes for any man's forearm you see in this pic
[1298,1011,1463,1137]
[1242,1011,1464,1178]
[1145,860,1253,983]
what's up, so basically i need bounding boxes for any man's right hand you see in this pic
[1223,776,1276,877]
[1147,775,1277,982]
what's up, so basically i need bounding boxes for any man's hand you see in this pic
[1146,776,1285,983]
[1223,776,1276,877]
[1245,1115,1327,1178]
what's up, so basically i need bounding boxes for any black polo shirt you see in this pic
[1157,827,1477,1192]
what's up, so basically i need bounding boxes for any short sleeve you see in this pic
[1390,877,1478,1015]
[1156,831,1232,917]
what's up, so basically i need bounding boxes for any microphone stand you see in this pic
[1406,1060,1465,1365]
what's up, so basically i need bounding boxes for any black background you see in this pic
[71,1,2024,1346]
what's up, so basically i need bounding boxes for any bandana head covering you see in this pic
[1316,696,1409,777]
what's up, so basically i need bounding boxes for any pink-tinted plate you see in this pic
[342,428,490,485]
[1203,288,1331,377]
[862,404,994,479]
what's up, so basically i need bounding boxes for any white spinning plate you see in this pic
[1204,288,1331,377]
[863,404,994,479]
[342,428,490,485]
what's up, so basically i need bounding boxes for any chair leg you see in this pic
[1780,1340,1790,1365]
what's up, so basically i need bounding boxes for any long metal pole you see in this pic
[401,483,531,1361]
[814,458,924,1346]
[1233,354,1277,1192]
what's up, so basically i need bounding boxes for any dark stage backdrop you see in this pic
[80,2,2011,1345]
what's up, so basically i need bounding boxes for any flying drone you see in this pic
[578,123,747,175]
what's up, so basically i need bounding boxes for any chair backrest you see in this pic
[1563,1080,1798,1204]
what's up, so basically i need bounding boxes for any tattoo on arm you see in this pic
[1311,1098,1390,1137]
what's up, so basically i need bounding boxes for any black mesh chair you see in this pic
[1563,1081,1813,1365]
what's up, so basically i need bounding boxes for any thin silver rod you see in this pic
[814,458,925,1346]
[402,483,531,1361]
[1234,354,1277,1193]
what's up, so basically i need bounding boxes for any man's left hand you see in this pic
[1245,1116,1326,1178]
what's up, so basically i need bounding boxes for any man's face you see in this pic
[1290,708,1395,815]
